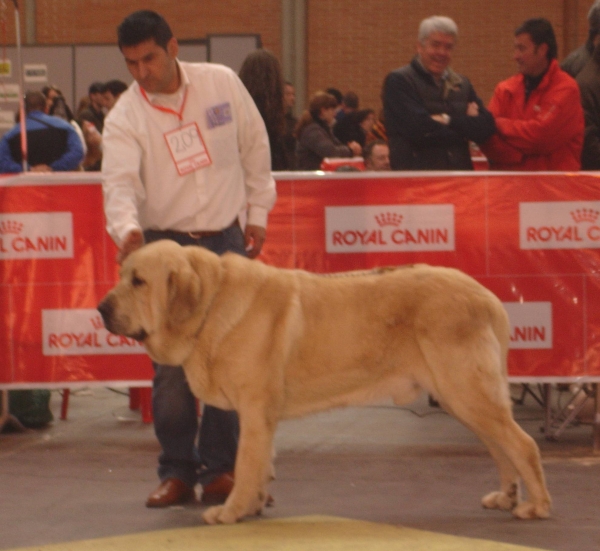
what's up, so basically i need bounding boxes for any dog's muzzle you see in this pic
[97,297,114,330]
[97,297,148,342]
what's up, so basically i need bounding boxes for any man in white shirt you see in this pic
[102,10,276,508]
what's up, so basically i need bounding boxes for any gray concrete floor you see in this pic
[0,387,599,551]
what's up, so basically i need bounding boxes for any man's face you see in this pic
[417,31,455,77]
[121,37,179,94]
[284,84,296,110]
[89,91,106,111]
[103,91,117,111]
[513,33,549,77]
[366,144,390,171]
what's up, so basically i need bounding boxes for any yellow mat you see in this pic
[10,515,550,551]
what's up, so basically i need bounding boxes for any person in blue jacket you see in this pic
[0,90,84,173]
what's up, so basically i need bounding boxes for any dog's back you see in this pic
[236,262,512,418]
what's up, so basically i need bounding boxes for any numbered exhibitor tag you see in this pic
[164,122,212,175]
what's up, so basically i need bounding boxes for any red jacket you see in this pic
[481,59,584,171]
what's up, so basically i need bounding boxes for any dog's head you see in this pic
[97,240,221,364]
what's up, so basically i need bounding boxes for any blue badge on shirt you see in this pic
[206,102,232,129]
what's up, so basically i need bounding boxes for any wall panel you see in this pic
[0,1,593,129]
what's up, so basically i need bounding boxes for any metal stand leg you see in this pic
[0,389,26,433]
[594,383,600,454]
[60,389,70,420]
[139,388,153,424]
[547,386,592,440]
[543,383,552,436]
[514,383,547,408]
[129,387,141,410]
[542,383,599,449]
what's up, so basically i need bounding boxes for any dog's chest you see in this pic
[182,360,234,410]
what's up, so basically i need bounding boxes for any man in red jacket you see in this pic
[481,18,584,171]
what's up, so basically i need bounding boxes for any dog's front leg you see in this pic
[202,403,277,524]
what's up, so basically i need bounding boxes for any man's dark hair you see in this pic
[25,91,46,113]
[105,79,128,96]
[515,18,557,61]
[325,87,342,106]
[88,81,106,95]
[117,10,173,51]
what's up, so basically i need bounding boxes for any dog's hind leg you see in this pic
[477,434,521,512]
[419,336,551,519]
[432,385,522,512]
[202,401,278,524]
[461,409,550,520]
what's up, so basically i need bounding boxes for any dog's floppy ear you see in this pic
[166,261,201,327]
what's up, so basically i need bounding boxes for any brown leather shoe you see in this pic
[146,478,196,508]
[200,472,234,505]
[200,472,274,507]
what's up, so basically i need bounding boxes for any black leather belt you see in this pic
[162,218,239,239]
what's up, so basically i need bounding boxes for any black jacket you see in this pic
[383,57,495,170]
[561,43,593,78]
[296,121,351,170]
[576,47,600,169]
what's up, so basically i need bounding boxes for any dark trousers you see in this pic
[144,224,245,487]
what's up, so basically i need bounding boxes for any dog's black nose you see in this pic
[97,299,113,326]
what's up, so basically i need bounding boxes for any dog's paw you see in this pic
[202,505,224,525]
[202,505,238,525]
[482,490,518,511]
[512,500,551,520]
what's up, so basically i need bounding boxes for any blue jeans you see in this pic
[144,223,244,487]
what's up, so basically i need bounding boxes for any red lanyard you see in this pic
[140,86,188,122]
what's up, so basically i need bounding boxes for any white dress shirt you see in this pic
[101,60,276,247]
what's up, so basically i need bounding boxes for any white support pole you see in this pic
[12,0,27,171]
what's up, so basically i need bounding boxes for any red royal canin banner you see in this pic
[0,174,153,388]
[260,171,600,383]
[2,171,600,388]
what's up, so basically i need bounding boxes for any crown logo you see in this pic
[374,212,403,227]
[570,209,599,224]
[0,220,23,235]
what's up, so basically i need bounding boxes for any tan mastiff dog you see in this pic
[97,240,551,524]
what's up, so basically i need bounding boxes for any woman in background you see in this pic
[239,49,289,170]
[295,91,361,170]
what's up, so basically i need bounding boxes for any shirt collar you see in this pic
[142,59,189,109]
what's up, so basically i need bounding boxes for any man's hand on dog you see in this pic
[118,229,144,264]
[117,225,265,264]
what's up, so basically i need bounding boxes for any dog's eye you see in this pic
[131,275,145,287]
